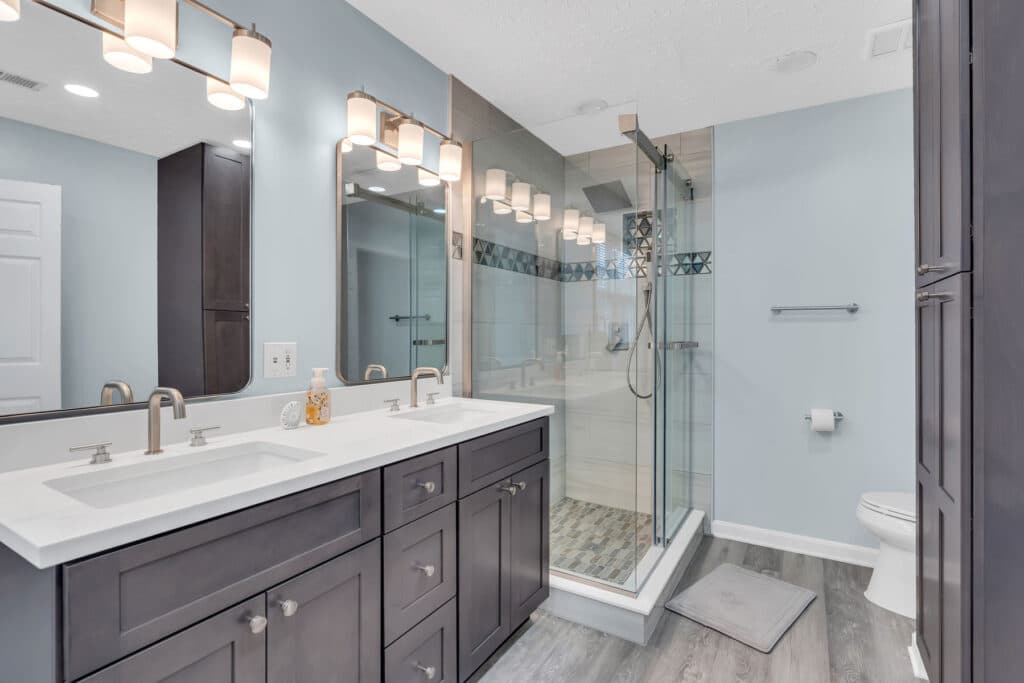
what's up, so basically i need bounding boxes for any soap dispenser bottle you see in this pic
[306,368,331,425]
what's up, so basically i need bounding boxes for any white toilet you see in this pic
[856,491,916,618]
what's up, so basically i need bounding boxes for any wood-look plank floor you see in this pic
[472,537,916,683]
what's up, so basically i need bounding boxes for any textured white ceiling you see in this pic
[347,0,913,155]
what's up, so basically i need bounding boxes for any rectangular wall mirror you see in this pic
[337,142,448,384]
[0,1,253,422]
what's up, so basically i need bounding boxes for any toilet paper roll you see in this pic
[810,409,836,432]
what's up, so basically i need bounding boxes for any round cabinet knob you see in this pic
[415,663,437,680]
[414,563,436,577]
[416,480,437,494]
[514,481,527,492]
[279,599,299,617]
[497,484,518,496]
[248,615,268,635]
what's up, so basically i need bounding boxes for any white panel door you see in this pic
[0,179,61,416]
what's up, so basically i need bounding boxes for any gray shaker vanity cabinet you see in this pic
[508,460,550,627]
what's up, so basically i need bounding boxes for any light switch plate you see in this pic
[263,342,297,378]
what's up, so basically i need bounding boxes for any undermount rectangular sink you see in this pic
[45,442,326,509]
[391,404,494,425]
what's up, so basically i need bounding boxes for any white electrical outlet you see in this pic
[263,342,298,378]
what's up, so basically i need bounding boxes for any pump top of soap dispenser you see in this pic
[311,367,327,389]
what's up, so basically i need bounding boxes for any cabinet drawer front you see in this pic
[64,471,381,681]
[383,446,457,532]
[384,504,457,644]
[458,418,548,497]
[78,595,266,683]
[385,599,457,683]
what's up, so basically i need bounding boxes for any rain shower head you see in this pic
[581,180,633,213]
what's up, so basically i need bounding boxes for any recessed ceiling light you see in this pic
[433,208,446,215]
[233,139,252,150]
[64,83,99,98]
[774,50,818,74]
[576,99,609,116]
[367,186,387,193]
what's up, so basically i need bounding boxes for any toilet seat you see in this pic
[859,491,916,523]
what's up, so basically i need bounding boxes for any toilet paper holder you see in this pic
[804,410,844,423]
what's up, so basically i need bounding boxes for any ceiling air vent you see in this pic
[0,70,46,92]
[868,20,913,59]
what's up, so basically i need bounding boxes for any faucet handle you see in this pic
[189,426,221,447]
[384,399,401,413]
[426,392,440,405]
[71,442,113,465]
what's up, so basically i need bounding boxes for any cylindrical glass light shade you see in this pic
[510,182,531,211]
[418,168,441,187]
[438,140,462,181]
[207,77,245,111]
[340,138,353,154]
[592,222,606,244]
[230,27,272,100]
[562,209,580,238]
[485,169,507,201]
[493,200,512,215]
[515,211,532,224]
[347,92,377,146]
[376,150,401,172]
[397,118,424,165]
[102,32,153,74]
[0,0,19,22]
[124,0,177,60]
[577,216,594,245]
[533,193,551,221]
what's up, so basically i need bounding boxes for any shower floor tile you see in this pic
[550,497,653,586]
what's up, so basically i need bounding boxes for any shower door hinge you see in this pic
[968,51,975,65]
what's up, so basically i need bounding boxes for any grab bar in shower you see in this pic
[389,313,432,323]
[658,341,699,351]
[771,303,860,314]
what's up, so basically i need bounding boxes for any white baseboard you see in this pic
[711,520,878,568]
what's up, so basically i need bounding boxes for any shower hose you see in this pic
[627,282,661,399]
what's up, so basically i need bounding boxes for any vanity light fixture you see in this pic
[485,169,508,201]
[376,150,402,172]
[577,216,594,245]
[124,0,177,59]
[102,32,153,74]
[510,182,531,212]
[533,193,551,221]
[439,140,462,181]
[207,77,245,111]
[418,168,441,187]
[562,208,580,239]
[592,222,606,244]
[64,83,100,98]
[515,210,532,224]
[0,0,18,22]
[347,92,378,145]
[340,138,353,154]
[493,200,512,215]
[230,25,272,100]
[397,118,425,165]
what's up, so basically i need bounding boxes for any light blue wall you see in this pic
[0,116,158,410]
[713,90,916,547]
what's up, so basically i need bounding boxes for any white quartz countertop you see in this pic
[0,398,554,569]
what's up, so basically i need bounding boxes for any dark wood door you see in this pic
[267,539,382,683]
[203,309,250,394]
[914,0,971,287]
[79,596,266,683]
[202,145,251,312]
[916,273,971,683]
[508,461,549,627]
[458,482,512,682]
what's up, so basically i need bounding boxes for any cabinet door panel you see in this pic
[458,484,512,682]
[79,596,265,683]
[202,145,250,311]
[203,309,250,394]
[509,461,550,627]
[267,539,382,683]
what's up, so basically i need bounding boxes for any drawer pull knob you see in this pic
[414,563,437,577]
[917,263,948,275]
[514,480,527,492]
[415,663,437,680]
[917,291,954,305]
[416,480,437,494]
[497,484,518,496]
[279,599,299,617]
[248,615,268,635]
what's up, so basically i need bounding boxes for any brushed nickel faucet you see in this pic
[100,380,134,406]
[410,367,443,408]
[146,387,187,455]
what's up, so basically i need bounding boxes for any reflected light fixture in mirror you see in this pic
[124,0,177,59]
[577,216,594,245]
[347,92,377,145]
[563,208,580,238]
[230,26,272,100]
[207,77,245,110]
[397,118,424,165]
[510,182,531,211]
[418,168,441,187]
[515,210,532,224]
[593,222,606,244]
[533,193,551,221]
[439,140,462,181]
[0,0,18,22]
[102,33,153,74]
[493,200,512,215]
[340,137,353,153]
[485,168,507,200]
[376,150,401,172]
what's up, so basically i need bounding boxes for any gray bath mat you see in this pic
[665,563,816,653]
